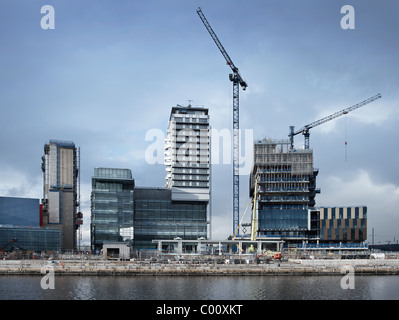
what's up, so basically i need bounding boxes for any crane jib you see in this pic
[197,7,247,90]
[294,93,382,136]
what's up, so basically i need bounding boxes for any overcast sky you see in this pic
[0,0,398,245]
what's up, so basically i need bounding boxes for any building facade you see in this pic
[41,140,79,250]
[250,139,320,241]
[133,187,208,250]
[0,196,40,227]
[0,226,62,252]
[318,206,367,242]
[165,105,210,202]
[90,168,134,251]
[0,196,62,252]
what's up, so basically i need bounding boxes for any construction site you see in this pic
[0,8,387,265]
[1,248,399,277]
[194,7,382,258]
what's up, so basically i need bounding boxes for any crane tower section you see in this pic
[197,7,247,236]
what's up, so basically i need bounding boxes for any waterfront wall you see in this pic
[1,259,399,276]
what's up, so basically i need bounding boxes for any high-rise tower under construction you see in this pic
[41,140,80,250]
[250,139,320,241]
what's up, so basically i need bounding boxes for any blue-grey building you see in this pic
[133,187,208,250]
[0,226,62,252]
[0,196,40,227]
[0,196,62,252]
[90,168,135,251]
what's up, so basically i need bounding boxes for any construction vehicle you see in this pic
[254,250,282,264]
[289,93,382,149]
[197,7,247,236]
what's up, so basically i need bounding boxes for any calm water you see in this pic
[1,275,399,300]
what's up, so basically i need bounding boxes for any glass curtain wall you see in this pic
[133,188,207,250]
[90,168,134,251]
[0,226,62,251]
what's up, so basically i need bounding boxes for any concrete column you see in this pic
[257,241,262,255]
[177,240,183,254]
[158,241,162,253]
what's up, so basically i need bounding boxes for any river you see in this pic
[1,275,399,300]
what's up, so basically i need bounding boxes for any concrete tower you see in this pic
[42,140,79,251]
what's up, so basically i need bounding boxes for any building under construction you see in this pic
[248,138,367,250]
[41,140,81,251]
[249,138,320,242]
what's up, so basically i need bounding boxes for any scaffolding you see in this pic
[249,139,319,240]
[251,139,315,197]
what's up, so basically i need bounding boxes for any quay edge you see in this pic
[1,259,399,276]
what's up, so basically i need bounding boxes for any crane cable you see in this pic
[345,116,348,162]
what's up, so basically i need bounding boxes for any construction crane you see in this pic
[289,93,382,150]
[197,7,248,236]
[250,176,258,242]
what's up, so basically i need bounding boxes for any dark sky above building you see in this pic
[0,0,398,244]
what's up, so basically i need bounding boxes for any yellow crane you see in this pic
[251,176,258,241]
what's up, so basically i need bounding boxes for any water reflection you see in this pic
[1,275,399,300]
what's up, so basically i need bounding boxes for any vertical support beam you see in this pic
[289,126,295,149]
[257,241,262,256]
[232,76,240,236]
[304,131,310,150]
[158,241,162,253]
[177,240,183,255]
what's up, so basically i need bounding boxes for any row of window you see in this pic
[321,218,366,229]
[320,228,365,241]
[173,117,209,124]
[320,207,367,219]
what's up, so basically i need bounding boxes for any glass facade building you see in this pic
[258,209,309,231]
[0,196,40,227]
[133,188,208,250]
[0,226,62,252]
[90,168,134,251]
